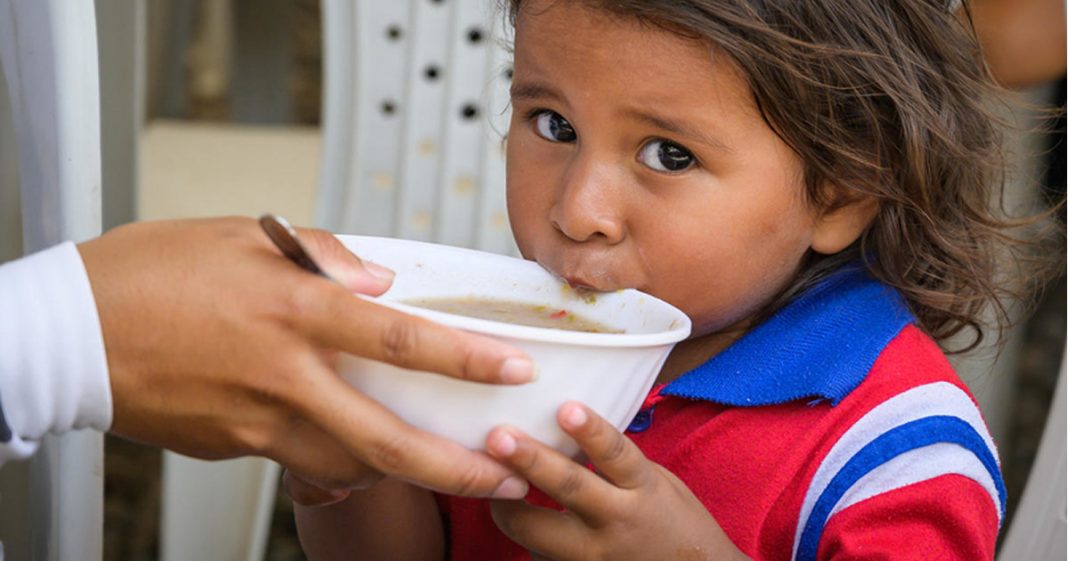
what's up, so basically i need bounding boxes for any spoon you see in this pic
[258,213,334,281]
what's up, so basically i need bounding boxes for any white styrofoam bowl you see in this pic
[336,235,691,456]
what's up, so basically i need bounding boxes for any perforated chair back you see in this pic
[317,0,516,255]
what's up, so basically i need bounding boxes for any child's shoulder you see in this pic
[779,324,1004,559]
[856,322,969,395]
[834,322,991,447]
[640,324,1003,558]
[828,321,976,412]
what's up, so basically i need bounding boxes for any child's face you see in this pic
[506,1,821,342]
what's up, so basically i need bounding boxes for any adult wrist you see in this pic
[0,242,113,456]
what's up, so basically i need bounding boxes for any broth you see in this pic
[404,297,622,333]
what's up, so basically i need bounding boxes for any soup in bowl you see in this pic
[336,235,691,457]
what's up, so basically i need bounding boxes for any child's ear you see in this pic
[810,188,880,255]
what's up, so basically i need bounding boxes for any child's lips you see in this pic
[563,275,600,291]
[537,254,630,292]
[560,268,626,292]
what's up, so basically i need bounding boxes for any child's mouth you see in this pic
[535,256,624,293]
[563,275,599,291]
[538,265,605,292]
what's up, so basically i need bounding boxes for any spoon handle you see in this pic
[258,213,333,280]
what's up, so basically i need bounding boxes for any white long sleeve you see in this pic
[0,242,112,463]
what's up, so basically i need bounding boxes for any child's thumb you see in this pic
[297,228,396,295]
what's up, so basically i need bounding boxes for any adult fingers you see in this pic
[490,500,590,560]
[295,366,529,498]
[557,401,651,490]
[294,279,534,384]
[484,425,615,523]
[294,227,395,296]
[258,405,387,491]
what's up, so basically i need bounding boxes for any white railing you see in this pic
[0,1,104,560]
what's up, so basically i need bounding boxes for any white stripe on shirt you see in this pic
[791,381,1002,560]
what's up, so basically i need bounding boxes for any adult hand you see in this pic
[78,217,532,499]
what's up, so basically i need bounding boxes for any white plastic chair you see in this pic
[159,1,515,559]
[160,455,280,561]
[997,343,1067,561]
[317,0,515,253]
[0,1,104,560]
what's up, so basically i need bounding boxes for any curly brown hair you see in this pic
[505,0,1063,352]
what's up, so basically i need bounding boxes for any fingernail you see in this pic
[489,430,517,456]
[500,357,535,383]
[491,476,528,499]
[324,489,352,503]
[563,404,587,429]
[364,260,395,281]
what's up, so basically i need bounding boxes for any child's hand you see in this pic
[486,402,751,561]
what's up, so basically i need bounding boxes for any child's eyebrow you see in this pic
[509,81,563,104]
[622,108,732,153]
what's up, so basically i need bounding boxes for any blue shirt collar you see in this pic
[661,265,915,407]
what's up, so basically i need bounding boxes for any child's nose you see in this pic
[549,156,626,244]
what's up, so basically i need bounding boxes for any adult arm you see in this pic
[0,217,530,499]
[0,242,110,462]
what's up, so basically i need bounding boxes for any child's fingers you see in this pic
[557,401,651,490]
[282,470,352,507]
[485,426,616,523]
[489,499,589,560]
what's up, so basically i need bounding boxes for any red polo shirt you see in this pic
[438,268,1003,560]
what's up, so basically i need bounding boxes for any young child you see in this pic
[292,1,1059,559]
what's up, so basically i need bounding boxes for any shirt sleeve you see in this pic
[817,474,1000,560]
[0,242,112,463]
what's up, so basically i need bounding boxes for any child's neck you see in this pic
[656,325,747,385]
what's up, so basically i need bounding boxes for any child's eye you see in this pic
[638,139,695,172]
[533,110,577,143]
